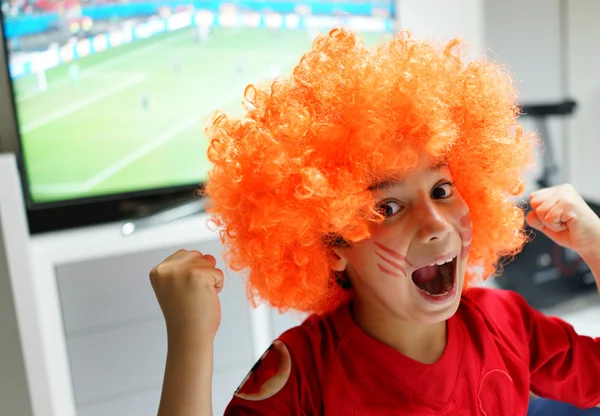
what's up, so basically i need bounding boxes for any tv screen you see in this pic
[1,0,393,208]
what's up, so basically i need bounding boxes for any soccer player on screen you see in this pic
[140,92,150,112]
[151,29,600,415]
[172,57,181,74]
[234,57,245,77]
[68,62,80,88]
[196,24,211,44]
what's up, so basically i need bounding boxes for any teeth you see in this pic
[433,256,455,266]
[417,258,455,297]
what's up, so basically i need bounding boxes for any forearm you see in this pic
[578,245,600,408]
[157,334,214,416]
[581,248,600,295]
[590,258,600,294]
[593,249,600,408]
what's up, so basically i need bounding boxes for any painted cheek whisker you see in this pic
[375,251,407,277]
[374,241,414,268]
[377,264,403,278]
[459,213,471,228]
[459,227,473,243]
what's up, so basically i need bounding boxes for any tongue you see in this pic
[412,265,440,284]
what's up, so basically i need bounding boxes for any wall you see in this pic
[565,0,600,202]
[484,0,568,194]
[0,155,34,416]
[396,0,484,55]
[484,0,564,103]
[396,0,564,102]
[0,223,33,416]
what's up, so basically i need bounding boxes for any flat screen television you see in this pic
[0,0,394,233]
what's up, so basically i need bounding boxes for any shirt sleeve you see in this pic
[223,367,303,416]
[498,289,600,408]
[224,330,322,416]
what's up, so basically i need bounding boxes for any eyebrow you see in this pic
[367,162,447,191]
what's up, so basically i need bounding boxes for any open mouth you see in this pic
[411,256,457,298]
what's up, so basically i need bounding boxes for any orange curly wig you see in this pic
[205,28,536,315]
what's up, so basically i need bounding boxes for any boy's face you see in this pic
[333,154,472,324]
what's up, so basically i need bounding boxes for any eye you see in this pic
[432,182,454,199]
[376,201,403,218]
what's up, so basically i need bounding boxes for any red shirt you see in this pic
[225,288,600,415]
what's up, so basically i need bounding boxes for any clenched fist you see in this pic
[527,184,600,259]
[150,249,224,342]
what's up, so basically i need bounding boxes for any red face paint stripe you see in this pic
[377,263,402,278]
[459,228,472,242]
[460,213,472,227]
[375,251,406,276]
[373,242,414,267]
[461,244,471,260]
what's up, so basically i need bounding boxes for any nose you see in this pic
[415,201,453,243]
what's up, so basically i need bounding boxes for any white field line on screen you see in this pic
[30,60,296,195]
[16,30,189,103]
[20,75,145,135]
[16,28,245,103]
[30,116,201,195]
[82,61,299,190]
[17,70,145,99]
[84,116,201,190]
[30,72,237,195]
[81,70,147,79]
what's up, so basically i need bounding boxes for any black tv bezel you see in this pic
[0,11,206,234]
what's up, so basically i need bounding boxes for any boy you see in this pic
[151,29,600,415]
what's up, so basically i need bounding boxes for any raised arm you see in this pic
[150,249,225,416]
[526,184,600,284]
[525,184,600,407]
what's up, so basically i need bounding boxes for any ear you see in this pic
[329,248,348,272]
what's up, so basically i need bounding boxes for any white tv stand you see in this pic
[0,154,303,416]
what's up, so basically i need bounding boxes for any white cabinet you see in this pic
[27,218,265,416]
